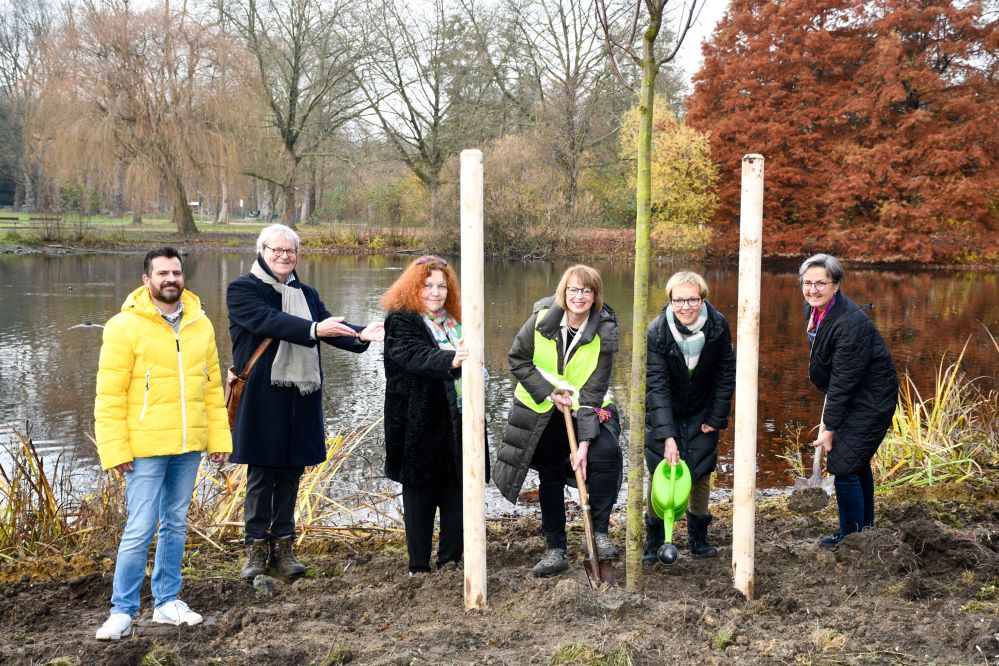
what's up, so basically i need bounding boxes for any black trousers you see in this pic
[402,483,463,573]
[532,411,621,550]
[244,465,305,545]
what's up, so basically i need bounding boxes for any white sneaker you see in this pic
[95,612,132,640]
[152,599,203,626]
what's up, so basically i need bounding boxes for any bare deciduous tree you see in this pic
[218,0,367,228]
[359,0,503,229]
[508,0,623,224]
[0,0,50,211]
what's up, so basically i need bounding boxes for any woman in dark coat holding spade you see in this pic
[798,253,897,548]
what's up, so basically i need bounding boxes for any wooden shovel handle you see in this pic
[562,407,588,505]
[562,405,600,574]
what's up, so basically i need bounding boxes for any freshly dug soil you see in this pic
[2,481,999,665]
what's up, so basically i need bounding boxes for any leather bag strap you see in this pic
[238,338,273,380]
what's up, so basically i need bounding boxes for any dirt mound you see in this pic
[899,518,999,576]
[3,488,999,665]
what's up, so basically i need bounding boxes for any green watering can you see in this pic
[650,460,692,564]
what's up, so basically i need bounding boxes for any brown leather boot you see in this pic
[241,539,269,580]
[271,536,306,577]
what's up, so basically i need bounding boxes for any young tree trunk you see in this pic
[624,30,659,595]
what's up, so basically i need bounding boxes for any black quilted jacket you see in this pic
[643,301,736,482]
[806,292,899,475]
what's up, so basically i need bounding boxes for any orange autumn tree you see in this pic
[687,0,999,262]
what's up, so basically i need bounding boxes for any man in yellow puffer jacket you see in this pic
[93,247,231,641]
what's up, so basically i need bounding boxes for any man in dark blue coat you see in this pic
[227,224,383,578]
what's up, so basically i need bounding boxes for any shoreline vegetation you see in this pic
[2,340,995,567]
[1,214,998,269]
[0,340,997,663]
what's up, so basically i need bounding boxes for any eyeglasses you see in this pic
[671,297,703,309]
[566,287,594,297]
[264,245,298,257]
[801,280,834,291]
[416,255,447,266]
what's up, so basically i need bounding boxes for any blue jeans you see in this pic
[110,452,202,617]
[833,461,875,538]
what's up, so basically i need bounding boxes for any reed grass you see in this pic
[0,419,399,562]
[874,340,998,489]
[0,428,74,558]
[781,331,999,491]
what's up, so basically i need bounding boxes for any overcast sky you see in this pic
[673,0,730,85]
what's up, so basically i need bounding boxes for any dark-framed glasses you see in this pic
[671,297,703,309]
[801,280,833,291]
[566,287,594,297]
[264,245,298,257]
[416,255,447,266]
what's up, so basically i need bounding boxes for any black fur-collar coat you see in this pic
[383,309,464,487]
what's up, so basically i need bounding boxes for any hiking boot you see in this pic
[531,548,570,577]
[95,612,132,640]
[271,535,306,577]
[643,513,665,564]
[819,533,844,549]
[587,532,618,560]
[687,512,720,559]
[152,600,203,626]
[241,539,269,580]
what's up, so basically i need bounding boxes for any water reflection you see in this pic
[1,253,996,499]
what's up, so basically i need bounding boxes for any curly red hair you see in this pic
[381,256,462,321]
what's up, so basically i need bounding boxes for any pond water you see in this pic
[1,252,996,514]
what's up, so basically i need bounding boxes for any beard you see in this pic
[151,282,183,304]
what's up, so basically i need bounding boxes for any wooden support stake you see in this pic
[732,153,764,599]
[460,149,487,610]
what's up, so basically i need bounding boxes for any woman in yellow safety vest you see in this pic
[494,265,622,578]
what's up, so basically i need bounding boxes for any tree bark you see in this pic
[166,171,198,233]
[216,179,229,224]
[282,148,299,229]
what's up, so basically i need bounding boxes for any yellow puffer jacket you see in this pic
[94,286,232,470]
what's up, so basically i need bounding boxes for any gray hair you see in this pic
[799,253,844,284]
[256,224,301,255]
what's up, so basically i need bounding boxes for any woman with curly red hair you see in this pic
[382,256,468,574]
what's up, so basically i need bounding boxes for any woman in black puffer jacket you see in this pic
[799,253,898,547]
[644,271,735,562]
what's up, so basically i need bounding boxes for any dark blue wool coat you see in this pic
[226,257,369,468]
[644,301,736,483]
[806,291,898,476]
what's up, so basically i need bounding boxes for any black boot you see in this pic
[643,513,665,564]
[686,512,719,559]
[270,536,306,577]
[241,539,269,580]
